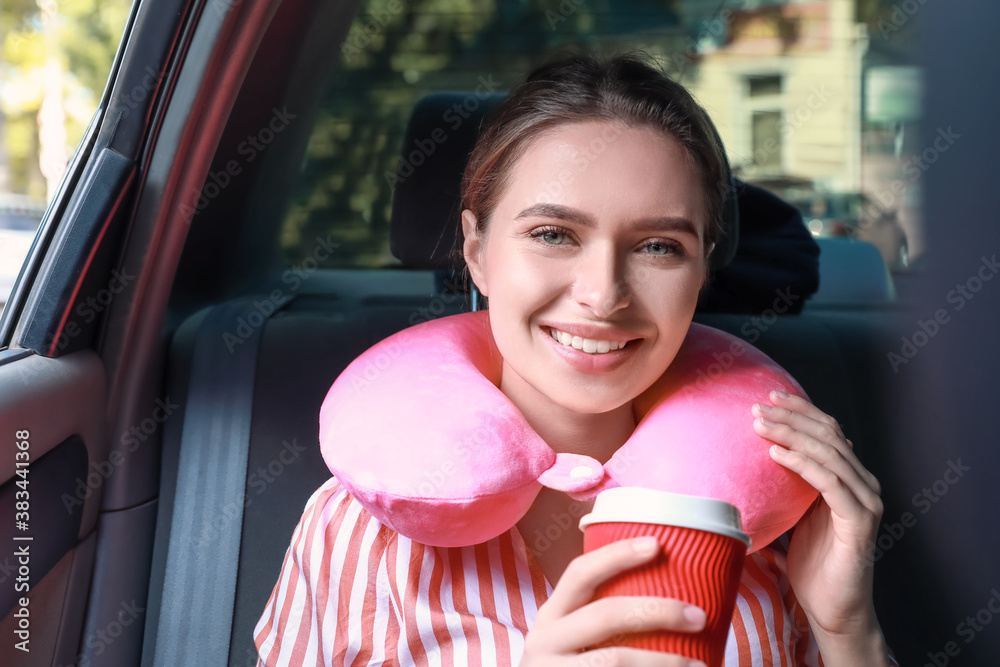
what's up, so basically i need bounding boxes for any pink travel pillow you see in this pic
[319,310,818,551]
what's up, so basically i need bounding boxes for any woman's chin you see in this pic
[540,380,640,418]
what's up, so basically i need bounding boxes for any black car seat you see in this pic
[142,92,914,666]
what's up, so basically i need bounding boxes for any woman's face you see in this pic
[463,121,711,416]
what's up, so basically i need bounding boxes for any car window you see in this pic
[0,0,133,310]
[279,0,921,275]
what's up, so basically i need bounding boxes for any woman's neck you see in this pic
[499,363,636,463]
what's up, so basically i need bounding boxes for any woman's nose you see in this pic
[573,247,630,318]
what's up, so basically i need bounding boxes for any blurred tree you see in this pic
[1,0,131,197]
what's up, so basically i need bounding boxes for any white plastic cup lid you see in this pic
[578,487,751,548]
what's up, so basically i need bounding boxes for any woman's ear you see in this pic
[462,210,488,297]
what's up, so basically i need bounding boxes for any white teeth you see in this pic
[548,328,630,355]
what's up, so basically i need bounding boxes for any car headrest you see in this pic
[389,92,819,314]
[389,92,506,270]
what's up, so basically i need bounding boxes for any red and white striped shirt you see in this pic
[254,477,884,666]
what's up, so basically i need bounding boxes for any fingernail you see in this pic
[757,416,776,427]
[683,605,706,629]
[771,390,789,400]
[632,536,658,554]
[754,403,773,413]
[689,661,707,667]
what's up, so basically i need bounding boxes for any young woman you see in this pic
[255,53,895,666]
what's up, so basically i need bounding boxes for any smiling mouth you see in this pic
[545,327,635,355]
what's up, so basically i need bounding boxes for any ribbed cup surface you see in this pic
[583,522,747,666]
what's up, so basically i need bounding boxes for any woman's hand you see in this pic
[521,536,708,666]
[752,391,891,666]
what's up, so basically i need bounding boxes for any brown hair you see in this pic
[457,50,731,286]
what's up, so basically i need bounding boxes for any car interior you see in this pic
[0,0,997,666]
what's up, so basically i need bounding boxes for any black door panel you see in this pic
[0,351,106,664]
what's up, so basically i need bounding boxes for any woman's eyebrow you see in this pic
[515,202,699,238]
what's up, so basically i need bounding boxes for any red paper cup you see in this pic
[579,488,750,667]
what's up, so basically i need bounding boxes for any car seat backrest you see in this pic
[808,236,896,307]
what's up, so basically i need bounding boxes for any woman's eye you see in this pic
[530,228,568,245]
[644,241,683,256]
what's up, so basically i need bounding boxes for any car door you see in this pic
[0,0,291,664]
